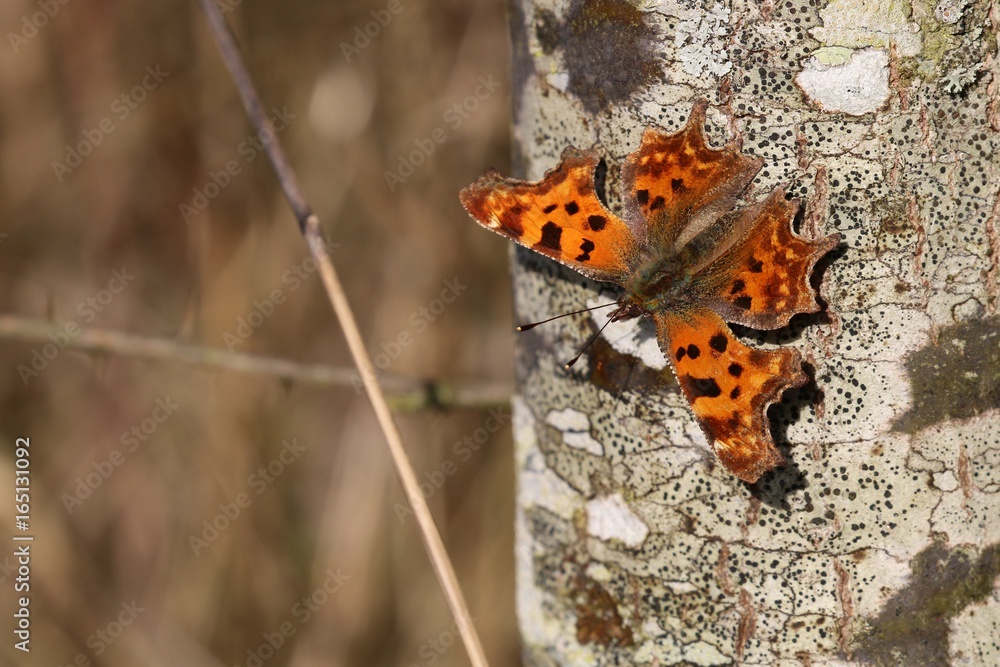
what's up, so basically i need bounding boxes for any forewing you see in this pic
[621,99,763,251]
[654,309,807,483]
[460,148,639,284]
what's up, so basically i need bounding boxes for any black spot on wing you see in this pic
[671,178,686,192]
[542,203,557,214]
[730,386,741,399]
[684,376,721,399]
[734,295,753,310]
[649,196,665,211]
[586,215,607,231]
[709,334,728,353]
[636,189,649,205]
[749,258,764,273]
[728,363,743,377]
[575,239,595,262]
[538,221,563,251]
[687,344,700,359]
[731,279,745,295]
[565,201,579,215]
[676,346,686,361]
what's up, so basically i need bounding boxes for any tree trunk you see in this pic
[507,0,1000,665]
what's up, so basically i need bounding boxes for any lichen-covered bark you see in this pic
[508,0,1000,665]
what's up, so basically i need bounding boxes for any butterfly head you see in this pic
[610,298,646,323]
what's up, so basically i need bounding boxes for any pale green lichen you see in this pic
[806,0,989,95]
[811,0,922,57]
[812,45,857,66]
[673,3,732,78]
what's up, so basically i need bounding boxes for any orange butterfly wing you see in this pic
[695,188,842,330]
[620,99,763,250]
[653,309,806,483]
[460,148,639,284]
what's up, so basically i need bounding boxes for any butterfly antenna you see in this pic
[515,302,617,332]
[564,309,621,370]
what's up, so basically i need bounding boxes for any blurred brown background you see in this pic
[0,0,519,665]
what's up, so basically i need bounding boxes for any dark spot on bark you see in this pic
[575,575,634,647]
[543,203,558,214]
[749,258,764,273]
[649,196,665,211]
[855,541,1000,667]
[586,332,674,395]
[535,9,561,55]
[685,376,721,398]
[509,3,533,125]
[894,316,1000,433]
[676,346,686,361]
[730,386,741,399]
[734,295,753,310]
[636,189,649,205]
[538,221,563,251]
[731,279,745,294]
[729,363,743,377]
[576,239,595,262]
[709,334,728,353]
[593,158,609,208]
[687,344,700,359]
[587,215,607,231]
[565,201,580,215]
[671,178,686,192]
[558,0,663,114]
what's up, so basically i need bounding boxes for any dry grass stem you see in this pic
[195,1,491,665]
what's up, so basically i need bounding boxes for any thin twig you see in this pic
[0,315,510,412]
[195,3,490,665]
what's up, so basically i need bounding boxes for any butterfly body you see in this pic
[625,251,707,313]
[461,100,841,483]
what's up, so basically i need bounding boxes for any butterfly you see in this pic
[459,99,841,483]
